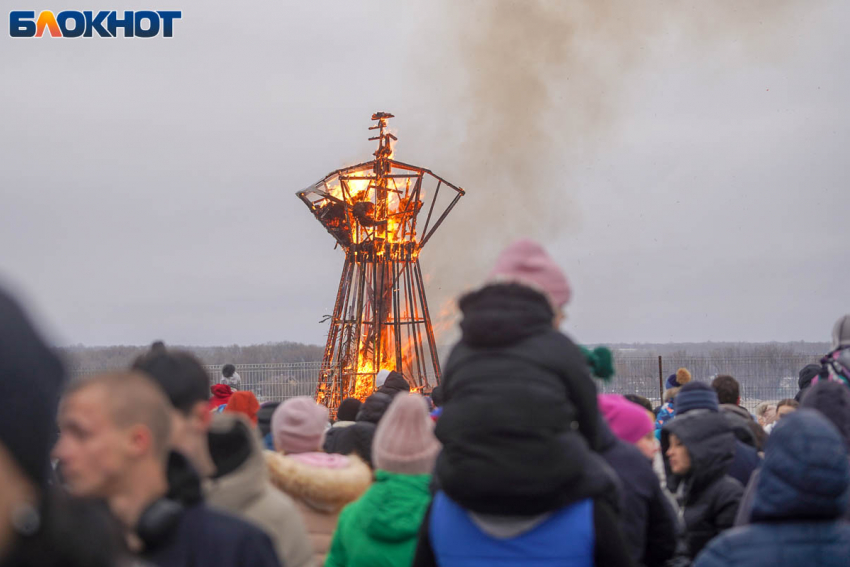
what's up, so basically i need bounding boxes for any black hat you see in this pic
[0,287,65,487]
[798,364,822,391]
[257,401,280,438]
[336,398,362,422]
[132,349,209,412]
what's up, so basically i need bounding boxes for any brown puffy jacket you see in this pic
[266,450,372,566]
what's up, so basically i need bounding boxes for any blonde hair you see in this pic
[663,386,681,403]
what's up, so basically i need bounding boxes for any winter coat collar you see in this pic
[204,413,266,512]
[265,450,371,513]
[458,283,554,347]
[166,451,203,506]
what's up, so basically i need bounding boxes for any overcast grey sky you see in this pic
[1,0,848,347]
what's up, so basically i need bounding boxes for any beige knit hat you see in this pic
[372,395,441,475]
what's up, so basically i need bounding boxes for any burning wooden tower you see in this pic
[297,113,464,409]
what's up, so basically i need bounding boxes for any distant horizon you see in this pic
[57,339,833,349]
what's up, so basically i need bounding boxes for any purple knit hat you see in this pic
[488,239,571,310]
[598,394,654,444]
[271,396,329,454]
[373,395,441,475]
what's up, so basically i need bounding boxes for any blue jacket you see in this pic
[427,492,594,567]
[655,402,675,440]
[694,410,850,567]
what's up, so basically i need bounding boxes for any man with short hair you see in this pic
[132,350,217,477]
[133,348,313,567]
[54,372,281,567]
[711,375,741,406]
[712,374,767,450]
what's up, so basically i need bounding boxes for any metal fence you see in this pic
[69,354,819,409]
[205,362,321,402]
[600,354,818,411]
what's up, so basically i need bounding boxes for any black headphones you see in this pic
[136,497,184,549]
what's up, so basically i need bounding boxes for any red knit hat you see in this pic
[209,384,233,411]
[488,238,571,309]
[373,395,441,474]
[224,391,260,425]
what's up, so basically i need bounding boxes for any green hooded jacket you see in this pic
[325,470,432,567]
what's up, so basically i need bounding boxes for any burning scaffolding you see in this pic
[297,113,464,409]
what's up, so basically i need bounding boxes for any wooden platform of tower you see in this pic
[297,113,464,410]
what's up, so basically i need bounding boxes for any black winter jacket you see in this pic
[323,392,392,468]
[434,283,607,516]
[143,452,281,567]
[661,411,744,559]
[598,420,678,567]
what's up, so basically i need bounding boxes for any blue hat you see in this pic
[675,382,719,415]
[665,373,679,390]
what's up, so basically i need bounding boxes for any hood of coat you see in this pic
[720,404,758,448]
[357,471,432,542]
[801,381,850,452]
[376,373,411,398]
[752,409,850,522]
[204,412,266,511]
[458,283,555,347]
[356,393,393,424]
[662,411,735,495]
[265,450,372,513]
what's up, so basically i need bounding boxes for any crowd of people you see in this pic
[2,238,850,567]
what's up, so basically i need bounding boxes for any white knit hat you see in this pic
[375,369,391,388]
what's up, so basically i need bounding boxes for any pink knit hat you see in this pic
[271,396,329,454]
[488,239,571,309]
[373,395,441,475]
[598,394,654,444]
